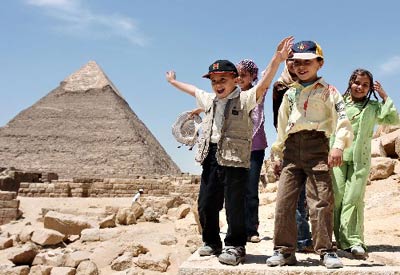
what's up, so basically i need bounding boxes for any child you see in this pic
[166,36,293,266]
[236,59,267,243]
[272,58,313,252]
[332,69,399,257]
[266,40,354,269]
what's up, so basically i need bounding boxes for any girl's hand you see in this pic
[190,108,204,117]
[276,36,294,62]
[328,148,343,168]
[166,70,176,83]
[374,81,388,102]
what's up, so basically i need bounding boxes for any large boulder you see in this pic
[369,157,395,181]
[44,211,96,236]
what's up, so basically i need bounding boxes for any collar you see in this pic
[293,77,328,90]
[214,86,241,103]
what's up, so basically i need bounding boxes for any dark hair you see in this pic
[343,68,378,120]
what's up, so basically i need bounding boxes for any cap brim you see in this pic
[202,71,237,78]
[292,53,323,60]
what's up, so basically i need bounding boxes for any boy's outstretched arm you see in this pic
[255,36,294,100]
[166,70,197,97]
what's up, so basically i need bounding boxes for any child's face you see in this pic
[237,68,254,91]
[293,58,323,83]
[286,59,296,74]
[209,72,238,99]
[350,74,371,100]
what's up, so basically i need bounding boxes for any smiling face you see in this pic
[350,73,371,101]
[209,72,238,99]
[237,67,255,91]
[292,58,324,83]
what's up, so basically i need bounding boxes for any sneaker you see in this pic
[218,246,246,266]
[198,244,222,256]
[248,235,261,243]
[321,252,343,269]
[351,245,365,256]
[266,250,297,266]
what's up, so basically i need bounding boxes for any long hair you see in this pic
[344,68,378,120]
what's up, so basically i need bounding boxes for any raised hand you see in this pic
[276,36,294,62]
[373,81,388,102]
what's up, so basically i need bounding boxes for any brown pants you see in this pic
[273,130,334,255]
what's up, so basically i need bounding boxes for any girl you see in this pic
[332,69,399,257]
[236,59,267,243]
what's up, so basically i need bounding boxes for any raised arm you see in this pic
[255,36,294,100]
[166,70,197,97]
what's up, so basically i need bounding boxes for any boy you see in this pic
[266,41,353,269]
[166,36,293,266]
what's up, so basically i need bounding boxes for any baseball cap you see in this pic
[202,59,239,78]
[172,111,202,147]
[292,41,324,60]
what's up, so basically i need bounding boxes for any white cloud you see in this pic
[25,0,148,46]
[379,56,400,76]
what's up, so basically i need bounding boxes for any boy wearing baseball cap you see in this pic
[267,41,353,269]
[166,36,293,266]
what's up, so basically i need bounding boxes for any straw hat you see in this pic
[172,111,202,147]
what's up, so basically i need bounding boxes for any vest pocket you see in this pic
[219,137,251,163]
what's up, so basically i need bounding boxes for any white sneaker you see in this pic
[351,245,366,256]
[322,252,343,269]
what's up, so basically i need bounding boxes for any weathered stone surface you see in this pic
[64,251,91,268]
[133,252,170,272]
[31,228,65,246]
[48,266,75,275]
[7,243,38,265]
[44,211,95,236]
[111,252,133,271]
[116,208,136,225]
[32,250,65,267]
[0,265,29,275]
[0,61,181,178]
[380,129,400,157]
[159,234,178,246]
[75,260,98,275]
[80,228,122,242]
[98,214,115,229]
[0,237,13,249]
[124,243,148,257]
[176,204,191,219]
[370,157,395,181]
[371,137,387,157]
[29,265,52,275]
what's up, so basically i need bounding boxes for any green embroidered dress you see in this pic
[332,97,399,250]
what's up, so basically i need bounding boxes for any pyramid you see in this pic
[0,61,181,178]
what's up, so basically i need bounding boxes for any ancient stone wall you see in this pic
[17,175,200,199]
[0,191,21,225]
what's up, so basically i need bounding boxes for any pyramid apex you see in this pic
[62,60,124,99]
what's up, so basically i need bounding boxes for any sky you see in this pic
[1,0,400,175]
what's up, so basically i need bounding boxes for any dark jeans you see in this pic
[296,185,312,248]
[198,143,247,248]
[245,149,265,237]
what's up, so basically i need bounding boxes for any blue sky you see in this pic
[1,0,400,174]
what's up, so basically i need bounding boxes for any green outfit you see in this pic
[332,97,399,250]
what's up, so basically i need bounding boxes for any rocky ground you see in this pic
[0,162,399,274]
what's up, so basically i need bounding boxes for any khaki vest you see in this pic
[195,93,253,168]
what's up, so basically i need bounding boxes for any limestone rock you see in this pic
[44,211,95,236]
[159,234,178,246]
[111,252,133,271]
[48,267,75,275]
[0,237,13,249]
[32,250,65,267]
[7,243,38,265]
[31,228,65,246]
[116,208,136,225]
[370,157,395,181]
[75,260,98,275]
[371,137,387,157]
[176,204,191,219]
[133,252,170,272]
[0,265,29,275]
[98,214,116,229]
[64,251,91,268]
[29,265,52,275]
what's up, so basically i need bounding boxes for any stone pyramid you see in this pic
[0,61,181,178]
